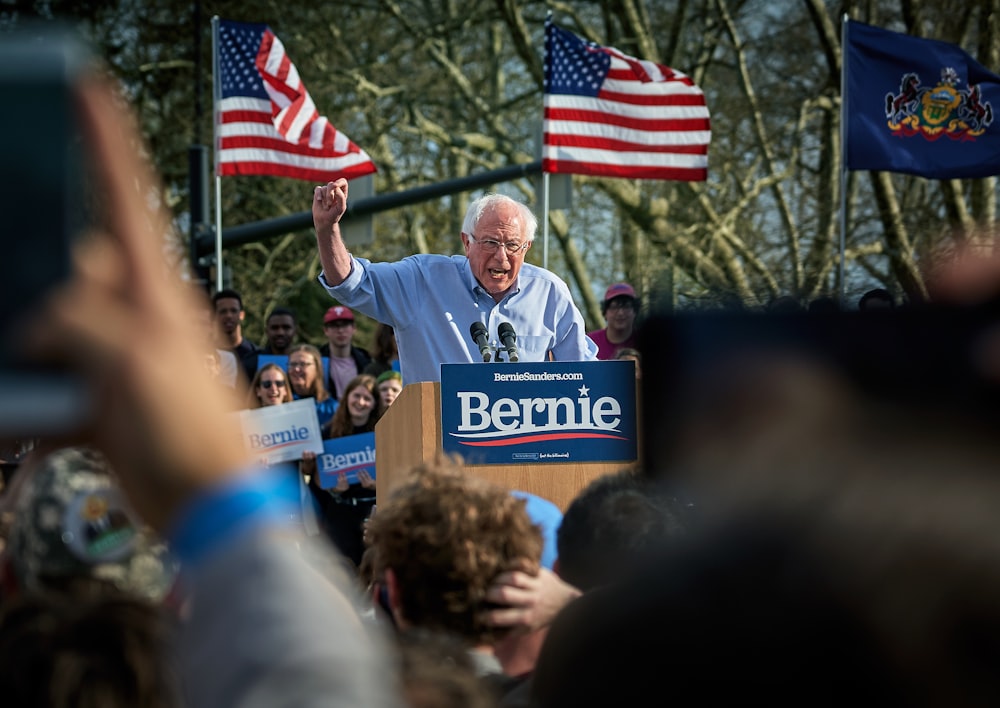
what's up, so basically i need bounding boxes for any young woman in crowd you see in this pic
[287,344,338,426]
[304,375,381,569]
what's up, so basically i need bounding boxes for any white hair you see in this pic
[461,193,537,242]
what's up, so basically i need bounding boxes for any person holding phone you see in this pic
[20,61,398,708]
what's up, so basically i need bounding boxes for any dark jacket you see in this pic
[318,344,372,399]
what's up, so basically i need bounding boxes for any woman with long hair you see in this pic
[324,374,380,438]
[305,375,381,569]
[287,344,338,426]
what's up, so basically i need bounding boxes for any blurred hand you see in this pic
[24,77,249,532]
[357,469,375,489]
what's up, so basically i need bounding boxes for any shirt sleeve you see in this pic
[169,472,401,708]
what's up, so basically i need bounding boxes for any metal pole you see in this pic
[838,14,849,306]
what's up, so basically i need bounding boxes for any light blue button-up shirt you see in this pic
[319,254,597,383]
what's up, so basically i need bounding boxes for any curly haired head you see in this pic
[367,456,543,646]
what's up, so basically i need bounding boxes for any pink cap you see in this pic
[603,283,637,302]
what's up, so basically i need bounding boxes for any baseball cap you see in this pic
[324,305,355,324]
[6,447,177,602]
[511,491,563,570]
[603,283,637,303]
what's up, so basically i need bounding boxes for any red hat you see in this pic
[603,282,637,303]
[323,305,355,324]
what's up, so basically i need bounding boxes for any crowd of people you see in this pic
[8,41,1000,708]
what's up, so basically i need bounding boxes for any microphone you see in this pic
[469,322,492,362]
[497,322,519,363]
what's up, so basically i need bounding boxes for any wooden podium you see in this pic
[375,381,637,511]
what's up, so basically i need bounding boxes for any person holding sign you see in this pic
[304,374,382,569]
[245,363,293,409]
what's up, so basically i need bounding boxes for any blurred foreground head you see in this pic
[587,301,1000,703]
[3,447,176,602]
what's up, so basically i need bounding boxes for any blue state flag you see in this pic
[845,19,1000,178]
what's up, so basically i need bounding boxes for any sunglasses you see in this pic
[260,379,287,390]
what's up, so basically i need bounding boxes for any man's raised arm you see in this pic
[313,178,354,286]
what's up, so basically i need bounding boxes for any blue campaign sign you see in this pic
[440,361,637,464]
[316,432,376,488]
[256,354,288,375]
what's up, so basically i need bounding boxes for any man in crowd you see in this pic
[366,459,543,697]
[212,288,259,382]
[262,307,297,355]
[588,282,639,360]
[319,305,372,400]
[312,180,596,383]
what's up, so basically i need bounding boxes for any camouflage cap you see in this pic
[7,447,177,602]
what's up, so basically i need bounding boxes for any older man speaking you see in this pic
[312,179,596,383]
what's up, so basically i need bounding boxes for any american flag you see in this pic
[215,19,376,182]
[543,20,710,181]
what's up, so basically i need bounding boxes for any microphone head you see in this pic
[470,321,487,339]
[498,322,516,341]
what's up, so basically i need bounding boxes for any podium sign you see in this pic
[440,361,637,465]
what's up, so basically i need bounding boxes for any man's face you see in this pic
[266,314,295,351]
[462,202,531,301]
[605,297,637,332]
[324,320,355,348]
[214,297,244,335]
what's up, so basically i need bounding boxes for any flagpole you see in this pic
[838,14,849,307]
[211,15,224,293]
[542,172,550,270]
[542,11,552,272]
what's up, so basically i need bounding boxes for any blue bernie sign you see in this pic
[316,432,376,488]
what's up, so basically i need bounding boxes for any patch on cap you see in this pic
[324,305,355,323]
[61,487,138,564]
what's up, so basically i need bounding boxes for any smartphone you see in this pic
[0,29,91,436]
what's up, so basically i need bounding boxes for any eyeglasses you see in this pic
[606,300,635,311]
[260,379,287,389]
[467,234,529,256]
[288,361,315,369]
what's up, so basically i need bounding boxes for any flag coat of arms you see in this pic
[215,19,376,182]
[845,19,1000,179]
[543,19,710,181]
